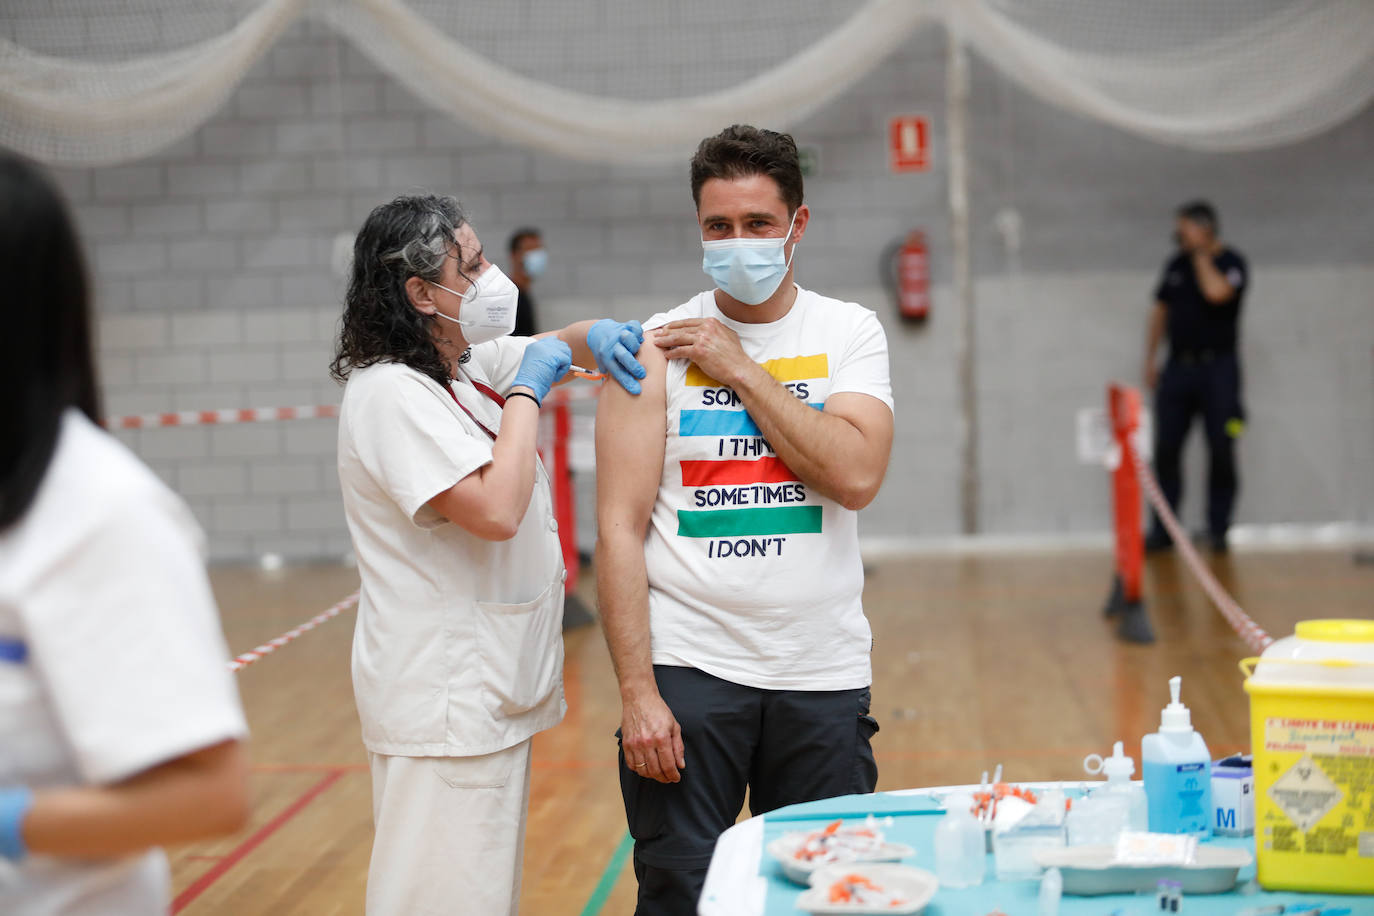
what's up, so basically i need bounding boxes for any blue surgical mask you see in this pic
[522,247,548,278]
[700,211,798,305]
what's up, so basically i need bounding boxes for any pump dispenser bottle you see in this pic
[1142,676,1212,836]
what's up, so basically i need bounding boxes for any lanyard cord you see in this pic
[446,373,507,441]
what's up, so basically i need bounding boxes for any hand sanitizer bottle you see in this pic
[935,792,986,888]
[1142,676,1212,837]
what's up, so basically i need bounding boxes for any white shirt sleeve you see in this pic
[21,483,247,786]
[350,370,494,526]
[470,336,536,394]
[828,308,894,411]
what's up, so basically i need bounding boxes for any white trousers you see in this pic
[366,741,533,916]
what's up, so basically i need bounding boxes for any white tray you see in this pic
[1033,845,1253,895]
[767,835,915,886]
[796,863,939,915]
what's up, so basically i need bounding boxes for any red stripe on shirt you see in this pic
[680,456,799,487]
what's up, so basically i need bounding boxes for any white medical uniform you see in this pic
[0,410,248,916]
[336,339,566,916]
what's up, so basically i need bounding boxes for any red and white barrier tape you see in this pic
[226,592,358,673]
[1126,440,1274,654]
[106,405,340,430]
[104,389,600,431]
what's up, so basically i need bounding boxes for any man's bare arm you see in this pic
[1192,250,1236,305]
[594,342,684,783]
[655,319,893,510]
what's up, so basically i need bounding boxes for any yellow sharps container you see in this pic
[1241,618,1374,893]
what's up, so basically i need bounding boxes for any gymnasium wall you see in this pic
[28,20,1373,561]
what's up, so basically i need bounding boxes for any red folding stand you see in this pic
[1102,384,1155,643]
[549,395,594,629]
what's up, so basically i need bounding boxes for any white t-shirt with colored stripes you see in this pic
[642,287,893,691]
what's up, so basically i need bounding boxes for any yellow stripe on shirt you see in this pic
[685,353,829,389]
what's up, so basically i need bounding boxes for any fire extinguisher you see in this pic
[882,230,930,322]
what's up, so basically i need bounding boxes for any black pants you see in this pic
[617,665,879,916]
[1151,352,1245,540]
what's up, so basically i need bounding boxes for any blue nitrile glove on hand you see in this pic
[509,338,573,405]
[0,786,33,861]
[586,319,646,395]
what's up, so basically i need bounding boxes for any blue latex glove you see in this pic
[0,786,33,861]
[509,338,572,405]
[586,319,647,395]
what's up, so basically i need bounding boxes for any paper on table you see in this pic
[700,816,769,916]
[1113,831,1198,865]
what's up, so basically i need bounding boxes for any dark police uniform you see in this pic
[514,286,538,338]
[1150,247,1248,544]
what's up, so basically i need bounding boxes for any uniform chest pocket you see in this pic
[475,575,565,718]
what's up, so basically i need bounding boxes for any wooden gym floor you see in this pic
[169,547,1372,914]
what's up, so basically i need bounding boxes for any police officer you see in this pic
[1144,200,1248,553]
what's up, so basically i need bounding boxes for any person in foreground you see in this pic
[0,151,251,915]
[595,125,895,914]
[331,193,645,915]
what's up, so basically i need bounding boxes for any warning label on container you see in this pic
[1269,755,1342,832]
[1261,717,1374,856]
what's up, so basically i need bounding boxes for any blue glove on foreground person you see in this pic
[587,318,647,394]
[0,787,33,860]
[510,337,573,404]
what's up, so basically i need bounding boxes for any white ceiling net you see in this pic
[2,0,1372,166]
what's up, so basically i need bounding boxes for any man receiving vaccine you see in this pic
[594,124,896,915]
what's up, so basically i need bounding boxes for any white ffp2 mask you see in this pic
[430,265,519,344]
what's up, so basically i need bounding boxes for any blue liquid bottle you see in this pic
[1142,676,1212,837]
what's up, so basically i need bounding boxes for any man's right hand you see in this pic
[620,689,685,784]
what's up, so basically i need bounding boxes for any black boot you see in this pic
[1144,528,1173,553]
[1117,601,1156,644]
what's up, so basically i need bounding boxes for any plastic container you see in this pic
[1241,618,1374,894]
[934,792,986,888]
[1142,676,1212,837]
[1038,866,1062,916]
[1084,741,1149,833]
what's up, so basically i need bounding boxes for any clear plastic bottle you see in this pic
[1142,676,1213,837]
[1038,866,1063,916]
[934,792,986,888]
[1086,741,1149,832]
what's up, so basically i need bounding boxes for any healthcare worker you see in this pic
[330,193,645,915]
[0,152,252,914]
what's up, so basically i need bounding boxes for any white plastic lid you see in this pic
[1084,741,1136,779]
[1160,676,1193,733]
[1249,619,1374,688]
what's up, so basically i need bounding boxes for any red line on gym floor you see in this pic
[251,762,368,773]
[171,768,345,914]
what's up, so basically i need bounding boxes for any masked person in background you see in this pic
[331,194,645,915]
[595,125,895,914]
[1143,200,1249,558]
[508,227,546,338]
[0,151,251,915]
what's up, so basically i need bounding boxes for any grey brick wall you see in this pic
[20,19,1372,561]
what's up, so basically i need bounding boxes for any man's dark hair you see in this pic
[331,194,472,389]
[0,151,100,529]
[690,125,804,215]
[509,227,541,256]
[1177,200,1219,234]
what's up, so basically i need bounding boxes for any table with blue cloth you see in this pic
[698,784,1369,916]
